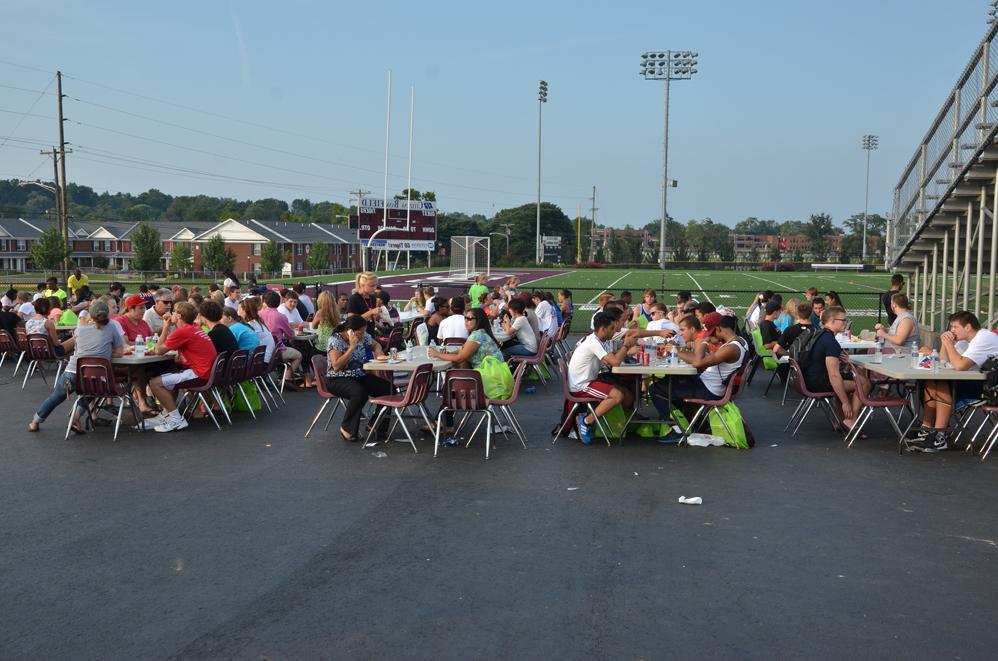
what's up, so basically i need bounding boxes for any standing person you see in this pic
[222,269,240,291]
[199,300,239,355]
[220,307,260,352]
[881,274,904,326]
[294,283,315,316]
[239,298,275,361]
[67,268,88,295]
[437,297,469,341]
[42,277,67,303]
[568,312,638,443]
[874,294,919,351]
[468,274,489,309]
[114,294,154,342]
[908,311,998,452]
[259,290,303,387]
[144,301,219,433]
[324,315,390,442]
[28,300,124,433]
[347,271,382,336]
[500,298,538,358]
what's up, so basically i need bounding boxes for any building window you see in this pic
[252,243,261,256]
[16,240,26,251]
[296,244,304,255]
[294,261,303,271]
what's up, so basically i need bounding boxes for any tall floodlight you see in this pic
[536,80,548,264]
[862,134,879,263]
[989,0,998,24]
[640,50,698,269]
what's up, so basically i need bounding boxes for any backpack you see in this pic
[789,327,827,369]
[982,356,998,407]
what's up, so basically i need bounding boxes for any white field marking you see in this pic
[739,271,796,291]
[686,272,712,304]
[520,270,577,287]
[325,269,453,287]
[585,272,632,303]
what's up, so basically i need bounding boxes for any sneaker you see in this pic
[910,430,949,453]
[577,414,594,444]
[154,416,189,433]
[136,414,167,430]
[906,426,930,440]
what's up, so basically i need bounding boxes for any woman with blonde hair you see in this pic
[348,271,381,334]
[311,291,341,355]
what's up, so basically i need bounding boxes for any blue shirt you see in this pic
[228,321,260,352]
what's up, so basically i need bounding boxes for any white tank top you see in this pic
[700,337,747,397]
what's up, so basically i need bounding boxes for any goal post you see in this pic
[449,236,491,280]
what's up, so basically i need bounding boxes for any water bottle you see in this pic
[873,338,883,364]
[910,340,919,369]
[931,349,939,373]
[669,344,678,367]
[134,334,145,357]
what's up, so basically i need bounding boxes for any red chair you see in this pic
[486,361,530,449]
[676,362,749,445]
[384,326,404,351]
[782,358,841,437]
[364,363,435,452]
[553,355,614,446]
[552,319,572,360]
[304,355,345,438]
[263,348,288,405]
[404,317,424,343]
[843,362,906,448]
[175,353,228,430]
[435,368,495,458]
[0,329,21,371]
[13,327,29,375]
[442,337,465,347]
[221,349,252,423]
[22,333,67,389]
[246,346,276,411]
[67,357,141,441]
[507,334,552,388]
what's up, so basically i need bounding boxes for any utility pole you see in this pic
[350,188,371,271]
[56,71,70,279]
[589,185,598,262]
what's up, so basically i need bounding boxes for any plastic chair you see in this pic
[676,361,749,445]
[435,369,494,459]
[553,355,613,446]
[175,353,228,430]
[843,362,906,448]
[245,346,276,411]
[222,349,252,422]
[364,363,435,453]
[552,319,572,360]
[0,329,21,371]
[442,337,465,347]
[507,334,552,388]
[68,357,141,441]
[404,317,424,343]
[384,326,404,351]
[12,327,29,375]
[975,405,998,460]
[22,333,66,389]
[745,327,777,386]
[782,358,842,437]
[486,361,530,449]
[304,355,345,438]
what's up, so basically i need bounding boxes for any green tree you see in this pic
[307,241,328,271]
[259,240,286,273]
[169,243,193,273]
[805,213,834,260]
[733,217,781,235]
[124,204,156,222]
[779,220,808,236]
[203,234,236,273]
[131,221,163,271]
[310,201,351,224]
[29,227,67,271]
[244,198,289,220]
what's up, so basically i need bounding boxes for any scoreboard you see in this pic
[351,198,436,251]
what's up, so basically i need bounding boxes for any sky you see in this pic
[0,0,990,229]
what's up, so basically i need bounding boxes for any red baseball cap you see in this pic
[701,311,724,334]
[123,294,146,309]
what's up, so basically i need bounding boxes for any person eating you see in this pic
[323,315,390,442]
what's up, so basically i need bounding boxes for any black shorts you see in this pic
[806,371,852,394]
[652,375,719,402]
[955,381,984,404]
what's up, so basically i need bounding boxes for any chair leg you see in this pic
[680,405,707,445]
[21,360,36,389]
[236,383,255,420]
[305,399,331,438]
[485,410,493,459]
[465,413,488,447]
[198,393,221,430]
[433,409,449,457]
[113,398,126,441]
[393,408,418,454]
[763,365,780,397]
[13,351,25,376]
[844,406,872,447]
[781,373,792,405]
[64,395,83,440]
[784,399,806,432]
[553,403,579,444]
[267,374,286,405]
[363,406,390,445]
[791,399,817,437]
[586,403,613,446]
[213,389,233,425]
[980,423,998,461]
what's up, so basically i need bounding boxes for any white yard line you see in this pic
[686,272,713,304]
[521,270,576,287]
[739,272,795,291]
[585,272,632,303]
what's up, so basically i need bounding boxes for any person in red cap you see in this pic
[650,311,748,422]
[114,294,154,343]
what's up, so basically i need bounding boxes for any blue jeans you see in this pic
[34,370,83,422]
[502,344,536,359]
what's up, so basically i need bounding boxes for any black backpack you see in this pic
[789,327,828,369]
[982,356,998,407]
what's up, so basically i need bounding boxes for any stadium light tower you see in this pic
[988,0,998,24]
[536,80,548,264]
[640,50,698,270]
[861,134,879,263]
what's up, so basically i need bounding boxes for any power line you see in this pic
[0,74,55,153]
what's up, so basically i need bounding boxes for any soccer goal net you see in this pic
[449,236,491,280]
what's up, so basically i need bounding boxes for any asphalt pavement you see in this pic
[2,360,998,660]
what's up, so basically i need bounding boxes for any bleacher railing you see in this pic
[891,22,998,268]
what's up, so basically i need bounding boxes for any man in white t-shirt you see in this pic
[910,311,998,453]
[568,311,637,443]
[278,291,304,326]
[533,292,556,337]
[437,297,469,341]
[642,302,682,345]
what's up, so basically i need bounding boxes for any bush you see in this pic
[574,261,605,269]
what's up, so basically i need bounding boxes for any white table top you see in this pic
[113,351,176,366]
[850,354,986,381]
[612,361,699,376]
[398,310,424,323]
[838,339,879,350]
[363,357,451,372]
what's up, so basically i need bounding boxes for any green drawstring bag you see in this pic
[476,355,514,400]
[232,380,262,412]
[526,362,552,382]
[708,402,749,448]
[592,404,628,439]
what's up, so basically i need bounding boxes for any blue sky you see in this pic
[0,1,989,229]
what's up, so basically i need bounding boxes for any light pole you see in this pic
[861,134,879,263]
[640,50,698,270]
[536,80,548,264]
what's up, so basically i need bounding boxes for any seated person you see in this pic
[810,298,825,327]
[874,293,919,351]
[558,289,573,320]
[801,306,860,429]
[428,307,504,369]
[221,306,261,352]
[114,294,154,342]
[746,291,774,326]
[759,300,783,350]
[376,290,400,330]
[324,315,391,442]
[278,290,304,326]
[772,301,814,356]
[567,311,637,443]
[437,297,469,342]
[500,298,539,358]
[424,297,450,344]
[645,303,680,344]
[909,311,998,452]
[199,300,239,354]
[650,313,748,422]
[144,301,219,433]
[25,297,66,356]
